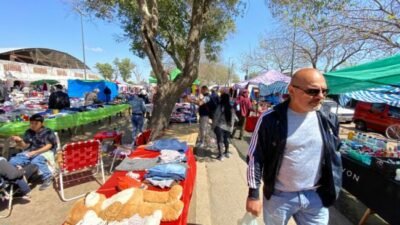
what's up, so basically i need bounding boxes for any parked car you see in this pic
[321,100,354,123]
[353,101,400,139]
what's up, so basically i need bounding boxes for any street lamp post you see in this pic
[227,57,233,87]
[76,8,87,80]
[290,14,298,77]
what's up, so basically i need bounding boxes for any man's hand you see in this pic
[246,198,262,217]
[26,151,36,158]
[11,136,23,142]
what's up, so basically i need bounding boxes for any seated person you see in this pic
[0,157,37,200]
[9,114,57,191]
[84,88,100,106]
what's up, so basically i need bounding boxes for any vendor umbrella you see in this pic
[30,79,59,85]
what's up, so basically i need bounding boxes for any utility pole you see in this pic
[227,57,233,87]
[76,7,87,80]
[290,14,298,77]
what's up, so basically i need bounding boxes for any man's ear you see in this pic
[287,85,295,96]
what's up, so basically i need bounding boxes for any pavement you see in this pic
[187,136,354,225]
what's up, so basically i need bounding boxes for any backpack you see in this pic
[206,95,219,119]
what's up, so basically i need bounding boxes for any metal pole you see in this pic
[290,17,297,77]
[79,11,87,80]
[227,57,233,87]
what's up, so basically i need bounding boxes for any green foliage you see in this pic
[198,61,239,85]
[114,58,135,82]
[84,0,244,67]
[95,62,114,80]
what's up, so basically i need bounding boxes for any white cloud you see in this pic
[87,47,104,53]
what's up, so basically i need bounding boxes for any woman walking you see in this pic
[212,93,237,160]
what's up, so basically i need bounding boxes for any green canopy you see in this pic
[149,68,200,85]
[324,54,400,94]
[30,79,59,85]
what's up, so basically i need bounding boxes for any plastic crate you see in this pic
[347,150,372,166]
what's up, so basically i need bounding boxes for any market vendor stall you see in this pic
[0,104,130,136]
[341,155,400,225]
[96,145,196,225]
[340,133,400,225]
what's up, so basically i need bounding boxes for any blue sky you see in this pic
[0,0,274,81]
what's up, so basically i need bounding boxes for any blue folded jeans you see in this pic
[145,163,187,181]
[263,189,329,225]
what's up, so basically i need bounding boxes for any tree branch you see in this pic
[137,0,168,84]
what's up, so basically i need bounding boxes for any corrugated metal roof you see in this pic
[0,47,89,70]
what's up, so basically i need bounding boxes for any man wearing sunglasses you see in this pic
[246,68,342,225]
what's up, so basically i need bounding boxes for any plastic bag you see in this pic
[237,212,259,225]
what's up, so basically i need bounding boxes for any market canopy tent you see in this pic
[259,81,289,96]
[149,68,200,85]
[234,70,291,89]
[30,79,59,85]
[68,79,118,102]
[324,54,400,94]
[339,86,400,108]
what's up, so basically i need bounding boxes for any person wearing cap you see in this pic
[48,84,70,110]
[9,114,57,191]
[84,88,100,106]
[138,89,150,104]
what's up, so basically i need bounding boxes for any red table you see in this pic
[97,146,197,225]
[93,131,122,144]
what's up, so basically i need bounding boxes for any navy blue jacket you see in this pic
[247,100,342,207]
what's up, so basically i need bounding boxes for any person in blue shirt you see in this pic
[129,94,146,144]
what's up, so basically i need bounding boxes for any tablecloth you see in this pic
[342,155,400,225]
[0,104,130,136]
[97,146,197,225]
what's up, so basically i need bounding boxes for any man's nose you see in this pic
[316,89,325,99]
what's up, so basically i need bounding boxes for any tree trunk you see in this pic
[148,82,189,140]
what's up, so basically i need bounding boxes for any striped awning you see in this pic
[339,86,400,107]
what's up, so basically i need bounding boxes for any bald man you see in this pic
[246,68,342,225]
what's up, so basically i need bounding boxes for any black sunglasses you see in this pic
[292,85,329,97]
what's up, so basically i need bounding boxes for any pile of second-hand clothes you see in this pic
[170,103,197,123]
[115,138,189,189]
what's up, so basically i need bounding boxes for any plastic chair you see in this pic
[135,129,152,146]
[109,129,152,173]
[54,132,61,152]
[0,179,14,219]
[58,140,105,201]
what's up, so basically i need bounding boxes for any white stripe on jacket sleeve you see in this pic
[247,109,274,188]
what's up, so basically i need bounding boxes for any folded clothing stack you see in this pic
[159,150,186,164]
[115,157,159,171]
[145,163,187,181]
[146,138,188,153]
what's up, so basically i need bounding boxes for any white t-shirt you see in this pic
[275,108,324,192]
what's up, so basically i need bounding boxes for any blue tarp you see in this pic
[67,80,119,101]
[259,81,289,96]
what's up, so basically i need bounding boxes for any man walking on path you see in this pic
[246,68,342,225]
[128,93,146,144]
[191,86,215,147]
